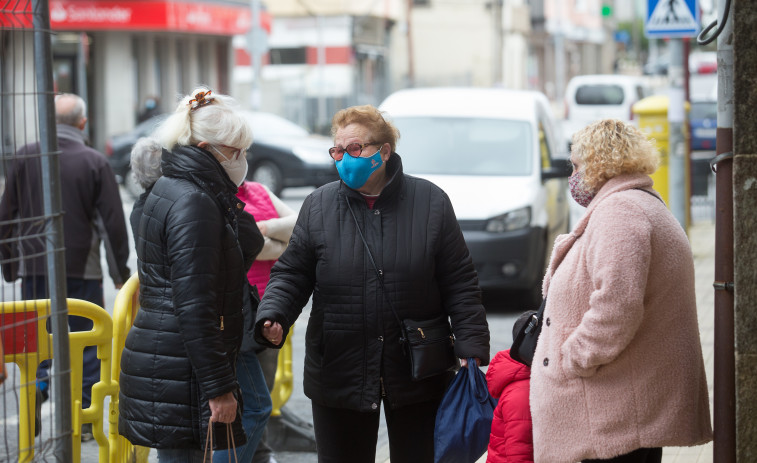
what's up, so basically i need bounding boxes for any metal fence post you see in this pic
[32,0,74,458]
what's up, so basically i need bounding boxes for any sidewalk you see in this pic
[662,219,715,463]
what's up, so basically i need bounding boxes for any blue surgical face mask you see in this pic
[335,149,383,189]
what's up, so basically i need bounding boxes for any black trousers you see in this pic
[311,398,441,463]
[583,447,663,463]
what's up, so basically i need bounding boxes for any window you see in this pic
[391,116,533,176]
[268,47,307,65]
[574,84,625,105]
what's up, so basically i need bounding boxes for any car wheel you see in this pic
[251,161,284,196]
[123,168,145,200]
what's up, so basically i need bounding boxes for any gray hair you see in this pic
[54,93,87,127]
[130,137,163,189]
[156,86,253,152]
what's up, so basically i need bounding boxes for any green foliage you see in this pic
[616,19,648,54]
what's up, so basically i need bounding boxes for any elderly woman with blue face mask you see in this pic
[254,104,490,463]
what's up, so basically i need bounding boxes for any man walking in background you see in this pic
[0,93,131,440]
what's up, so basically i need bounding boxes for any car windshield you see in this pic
[243,112,309,138]
[391,117,533,176]
[690,102,717,120]
[575,84,625,105]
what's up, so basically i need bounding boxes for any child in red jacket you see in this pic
[486,314,534,463]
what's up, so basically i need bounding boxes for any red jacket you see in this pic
[486,349,533,463]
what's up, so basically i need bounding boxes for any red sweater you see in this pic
[486,349,533,463]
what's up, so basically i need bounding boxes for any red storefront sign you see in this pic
[1,0,271,35]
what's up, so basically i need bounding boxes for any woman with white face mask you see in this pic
[120,87,269,462]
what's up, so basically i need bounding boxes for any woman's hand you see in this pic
[208,391,237,423]
[257,222,268,236]
[460,358,481,368]
[262,320,283,345]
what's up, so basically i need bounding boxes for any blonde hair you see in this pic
[331,105,400,153]
[571,119,660,192]
[157,86,253,151]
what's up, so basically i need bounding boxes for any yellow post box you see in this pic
[632,95,690,222]
[633,95,671,204]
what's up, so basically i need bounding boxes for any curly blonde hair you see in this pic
[571,119,660,192]
[331,105,400,153]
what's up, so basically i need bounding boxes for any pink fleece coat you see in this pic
[530,173,712,463]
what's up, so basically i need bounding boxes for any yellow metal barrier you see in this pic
[2,273,296,461]
[1,298,115,462]
[271,328,294,417]
[109,273,149,463]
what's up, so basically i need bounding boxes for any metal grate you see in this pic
[0,0,74,460]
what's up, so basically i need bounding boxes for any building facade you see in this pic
[2,0,269,152]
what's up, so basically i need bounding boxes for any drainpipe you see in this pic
[707,0,736,460]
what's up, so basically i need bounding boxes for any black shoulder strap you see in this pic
[633,187,665,205]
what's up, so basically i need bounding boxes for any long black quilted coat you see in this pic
[254,154,490,412]
[119,145,263,450]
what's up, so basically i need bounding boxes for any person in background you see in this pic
[137,95,162,123]
[485,313,534,463]
[530,119,713,463]
[128,137,163,236]
[255,104,490,463]
[119,87,266,461]
[214,180,296,463]
[0,93,131,441]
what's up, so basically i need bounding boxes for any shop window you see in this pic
[269,47,307,65]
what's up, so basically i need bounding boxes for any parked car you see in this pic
[379,87,571,304]
[563,74,651,151]
[105,114,167,199]
[690,100,717,151]
[238,110,337,196]
[105,111,337,199]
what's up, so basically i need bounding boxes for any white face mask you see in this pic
[211,145,248,186]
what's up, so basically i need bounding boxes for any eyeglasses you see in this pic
[213,144,246,161]
[328,142,381,161]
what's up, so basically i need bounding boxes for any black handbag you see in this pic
[510,297,546,367]
[346,199,458,381]
[402,315,457,381]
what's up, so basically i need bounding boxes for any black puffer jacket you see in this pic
[254,154,490,412]
[119,145,263,450]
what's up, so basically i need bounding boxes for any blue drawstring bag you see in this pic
[434,358,498,463]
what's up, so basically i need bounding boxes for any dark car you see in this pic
[690,100,717,151]
[105,114,167,199]
[238,110,337,196]
[105,111,338,199]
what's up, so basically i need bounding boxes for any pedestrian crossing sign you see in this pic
[645,0,700,38]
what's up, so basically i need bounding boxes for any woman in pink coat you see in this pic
[530,119,712,463]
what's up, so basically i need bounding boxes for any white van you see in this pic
[563,74,651,150]
[379,87,570,304]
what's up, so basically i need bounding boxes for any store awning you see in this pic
[2,0,272,35]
